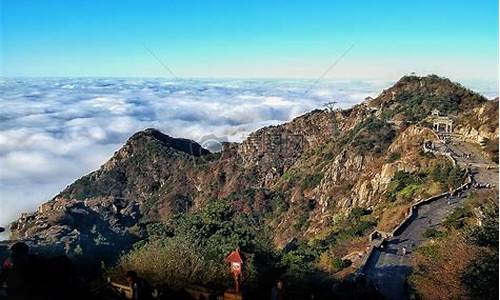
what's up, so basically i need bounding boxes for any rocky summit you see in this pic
[5,75,498,289]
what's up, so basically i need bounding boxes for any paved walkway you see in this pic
[364,137,497,300]
[364,191,468,300]
[446,140,498,186]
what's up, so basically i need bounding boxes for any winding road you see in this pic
[364,190,469,300]
[363,136,498,300]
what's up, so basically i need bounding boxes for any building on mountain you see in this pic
[431,110,453,133]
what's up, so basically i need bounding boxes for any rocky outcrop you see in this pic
[9,195,141,261]
[455,98,499,144]
[8,75,498,264]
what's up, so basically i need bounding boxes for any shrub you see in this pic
[331,257,349,273]
[118,236,228,288]
[301,173,324,190]
[443,206,472,230]
[386,171,421,202]
[430,162,465,189]
[293,213,309,230]
[416,244,440,259]
[386,152,401,163]
[350,207,371,218]
[423,228,447,239]
[116,198,262,288]
[282,168,299,183]
[481,137,499,164]
[352,119,396,154]
[461,252,499,300]
[470,218,498,248]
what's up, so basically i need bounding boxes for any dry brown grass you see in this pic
[377,204,411,232]
[329,236,368,258]
[409,232,481,300]
[316,236,369,279]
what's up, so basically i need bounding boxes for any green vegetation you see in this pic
[114,199,378,292]
[461,251,498,300]
[330,257,350,273]
[430,161,465,189]
[461,194,499,300]
[281,168,299,184]
[335,117,395,156]
[410,191,499,300]
[386,171,424,202]
[281,207,376,279]
[266,192,288,217]
[422,228,447,239]
[442,206,473,230]
[282,168,324,191]
[480,137,499,164]
[386,161,466,203]
[116,198,265,288]
[382,75,486,123]
[470,217,499,248]
[386,152,401,163]
[415,243,440,259]
[301,173,324,190]
[351,118,396,155]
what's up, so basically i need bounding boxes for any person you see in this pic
[401,246,407,256]
[126,270,152,300]
[0,242,34,300]
[271,279,284,300]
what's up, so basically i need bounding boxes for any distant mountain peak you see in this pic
[127,128,210,157]
[367,74,487,122]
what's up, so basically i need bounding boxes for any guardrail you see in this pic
[423,143,457,166]
[354,165,473,279]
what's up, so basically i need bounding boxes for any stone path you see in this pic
[364,191,468,299]
[364,137,497,300]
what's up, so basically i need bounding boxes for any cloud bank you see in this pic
[0,77,496,238]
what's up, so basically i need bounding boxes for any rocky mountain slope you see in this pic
[7,75,498,267]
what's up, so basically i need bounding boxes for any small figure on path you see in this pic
[271,279,285,300]
[401,246,407,256]
[126,270,152,300]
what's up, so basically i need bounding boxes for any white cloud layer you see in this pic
[0,77,496,238]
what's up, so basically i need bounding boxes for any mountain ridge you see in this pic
[5,74,498,275]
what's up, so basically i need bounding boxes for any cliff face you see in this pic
[9,75,498,260]
[455,98,499,143]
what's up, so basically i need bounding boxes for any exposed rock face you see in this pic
[455,98,499,144]
[10,196,141,260]
[8,75,498,261]
[9,130,210,260]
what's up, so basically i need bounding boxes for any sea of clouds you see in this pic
[0,77,497,238]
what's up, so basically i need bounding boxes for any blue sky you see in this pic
[1,0,498,80]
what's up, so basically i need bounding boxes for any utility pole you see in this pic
[323,101,339,136]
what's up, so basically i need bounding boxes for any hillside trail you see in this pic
[446,137,498,186]
[363,135,498,300]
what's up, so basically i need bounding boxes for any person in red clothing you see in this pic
[0,242,34,300]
